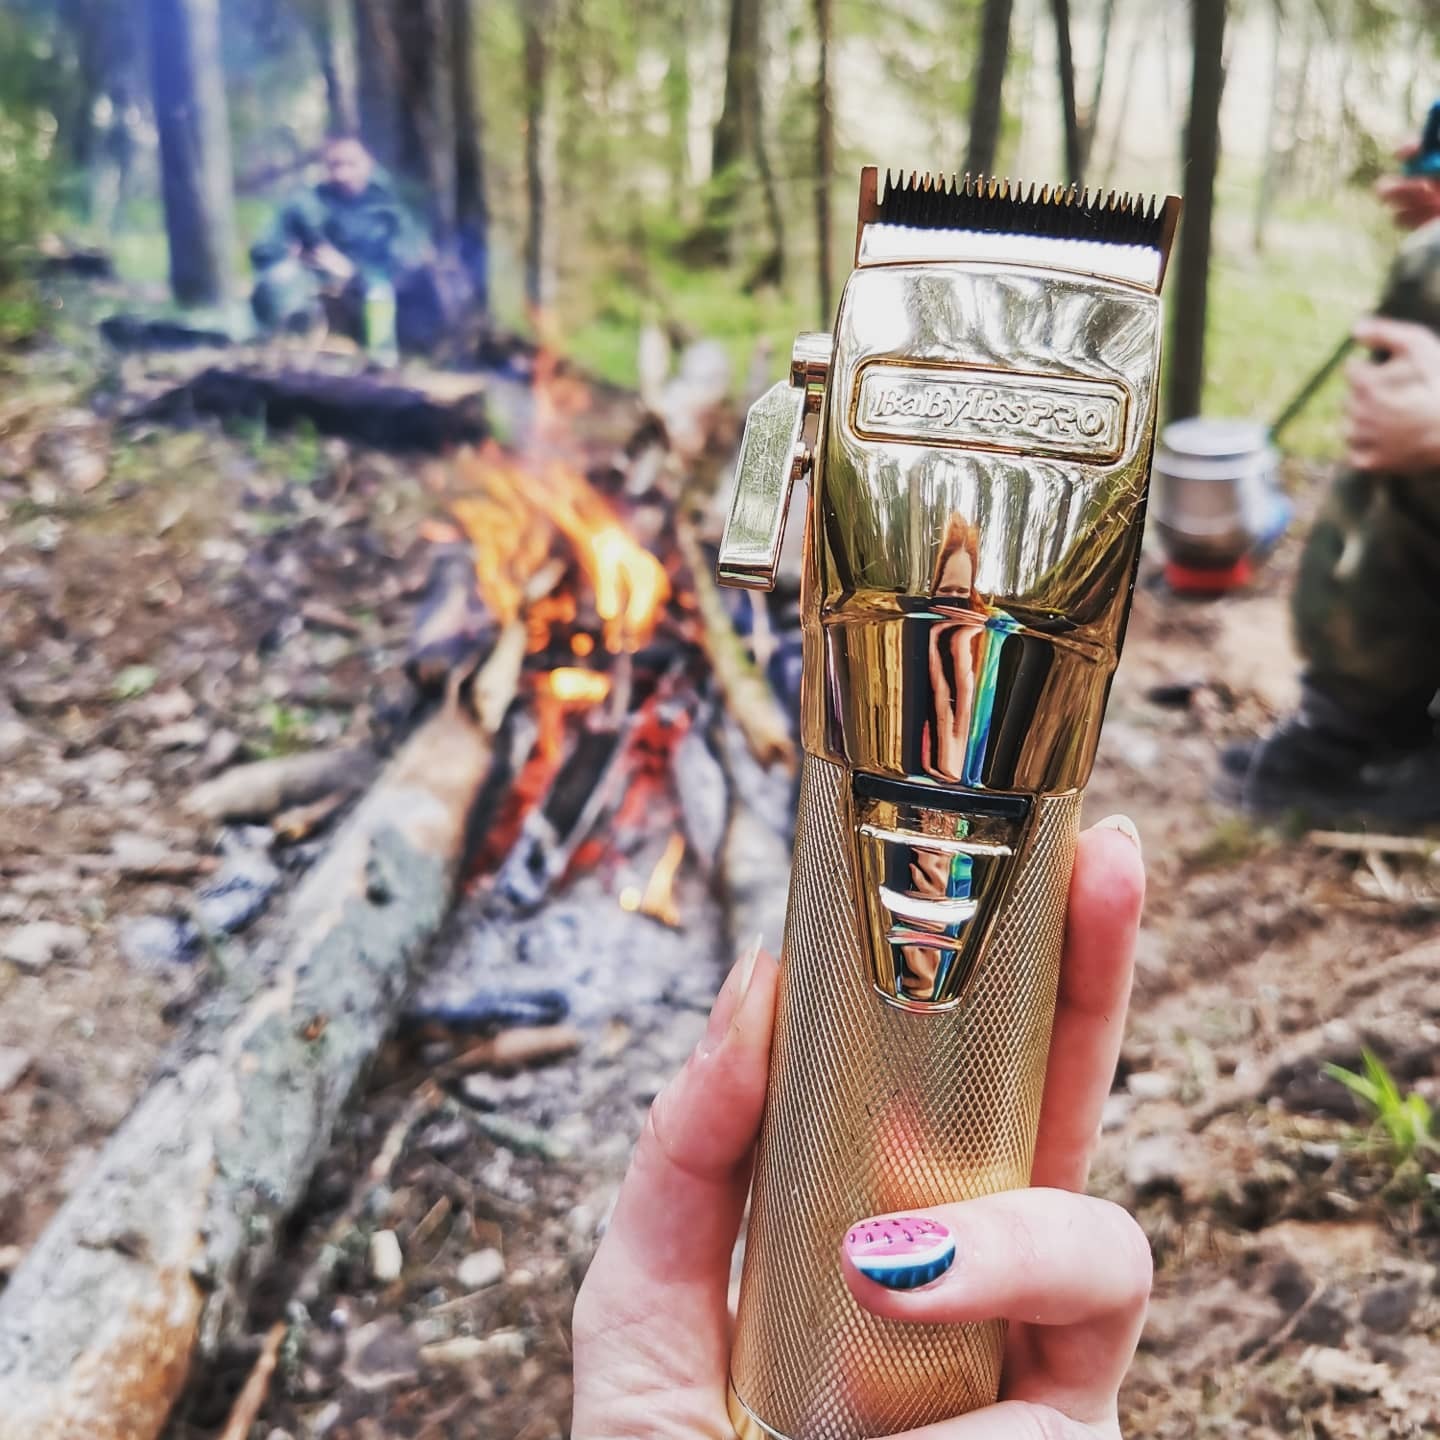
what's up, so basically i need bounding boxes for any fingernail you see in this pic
[843,1215,956,1291]
[700,934,763,1057]
[1095,813,1141,854]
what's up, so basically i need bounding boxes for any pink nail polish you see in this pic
[844,1215,955,1291]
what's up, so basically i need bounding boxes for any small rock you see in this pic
[1124,1133,1188,1195]
[109,833,174,870]
[202,729,243,775]
[114,778,155,806]
[1293,1297,1350,1346]
[0,719,31,763]
[1126,1071,1176,1102]
[476,1327,526,1363]
[2,921,87,972]
[0,1047,32,1094]
[369,1230,403,1284]
[420,1335,486,1370]
[461,1071,535,1110]
[420,1328,527,1370]
[1360,1279,1420,1336]
[1300,1345,1390,1396]
[416,1118,470,1157]
[151,720,210,750]
[118,915,200,969]
[1261,1255,1315,1316]
[71,748,130,785]
[3,778,62,809]
[1101,1093,1134,1131]
[139,688,196,724]
[311,1402,343,1437]
[456,1248,505,1292]
[194,851,279,936]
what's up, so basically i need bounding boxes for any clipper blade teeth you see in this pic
[875,170,1174,250]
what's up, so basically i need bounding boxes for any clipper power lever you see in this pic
[717,168,1181,1440]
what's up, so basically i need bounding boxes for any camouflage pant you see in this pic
[1292,218,1440,745]
[1293,466,1440,743]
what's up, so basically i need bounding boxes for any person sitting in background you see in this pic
[249,135,444,355]
[1228,157,1440,822]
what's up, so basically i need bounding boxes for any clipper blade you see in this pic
[855,167,1182,283]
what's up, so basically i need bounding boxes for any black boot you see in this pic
[1230,715,1440,824]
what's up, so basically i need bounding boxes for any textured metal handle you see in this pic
[729,756,1082,1440]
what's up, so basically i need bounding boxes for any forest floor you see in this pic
[2,277,1439,1440]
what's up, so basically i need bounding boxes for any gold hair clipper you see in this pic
[716,169,1181,1439]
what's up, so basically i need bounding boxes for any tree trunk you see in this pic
[146,0,238,308]
[1079,0,1117,174]
[450,0,489,306]
[1252,0,1282,254]
[351,0,403,172]
[813,0,834,324]
[712,0,760,177]
[664,6,691,195]
[965,0,1013,178]
[1100,4,1145,188]
[391,0,456,239]
[1166,0,1227,423]
[522,0,547,309]
[311,0,360,136]
[1049,0,1083,185]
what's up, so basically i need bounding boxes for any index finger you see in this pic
[1352,315,1423,355]
[1030,817,1145,1191]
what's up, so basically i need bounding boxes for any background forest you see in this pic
[1,0,1437,451]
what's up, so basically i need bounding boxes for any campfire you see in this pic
[0,336,802,1440]
[411,346,793,935]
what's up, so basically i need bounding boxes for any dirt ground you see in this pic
[2,286,1439,1440]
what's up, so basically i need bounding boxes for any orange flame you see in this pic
[625,832,686,928]
[545,668,613,705]
[450,442,670,658]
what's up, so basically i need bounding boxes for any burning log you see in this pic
[405,544,496,694]
[0,636,524,1440]
[136,366,489,452]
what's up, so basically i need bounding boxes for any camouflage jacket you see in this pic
[250,179,423,280]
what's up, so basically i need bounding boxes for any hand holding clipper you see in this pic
[717,169,1180,1440]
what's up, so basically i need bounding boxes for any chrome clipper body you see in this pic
[717,169,1180,1440]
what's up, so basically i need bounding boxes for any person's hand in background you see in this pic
[1345,317,1440,474]
[1375,141,1440,231]
[573,817,1148,1440]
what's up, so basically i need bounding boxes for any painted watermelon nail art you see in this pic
[845,1215,956,1291]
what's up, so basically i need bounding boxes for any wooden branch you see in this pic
[675,516,796,773]
[216,1321,286,1440]
[183,746,373,823]
[441,1024,582,1075]
[1307,830,1439,860]
[0,632,524,1440]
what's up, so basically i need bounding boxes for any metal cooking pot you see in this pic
[1150,416,1287,569]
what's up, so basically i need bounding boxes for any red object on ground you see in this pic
[1164,554,1253,594]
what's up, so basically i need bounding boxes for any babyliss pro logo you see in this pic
[855,363,1128,461]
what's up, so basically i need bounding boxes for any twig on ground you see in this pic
[216,1321,286,1440]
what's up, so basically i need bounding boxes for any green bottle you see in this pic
[363,276,399,366]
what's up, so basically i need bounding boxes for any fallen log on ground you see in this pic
[135,365,489,453]
[0,632,524,1440]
